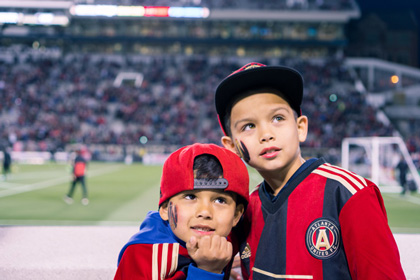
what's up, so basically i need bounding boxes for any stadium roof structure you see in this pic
[209,9,360,22]
[0,0,361,22]
[0,0,73,9]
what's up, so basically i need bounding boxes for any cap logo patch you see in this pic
[244,64,262,70]
[229,62,266,77]
[194,178,228,189]
[305,218,340,260]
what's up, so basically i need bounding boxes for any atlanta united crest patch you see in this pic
[305,218,341,260]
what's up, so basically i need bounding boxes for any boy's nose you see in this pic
[259,124,275,143]
[196,202,212,219]
[261,135,274,142]
[260,131,275,143]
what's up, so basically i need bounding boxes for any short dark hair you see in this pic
[193,154,247,208]
[193,154,223,179]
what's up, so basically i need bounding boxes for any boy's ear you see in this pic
[159,203,169,221]
[297,115,308,143]
[221,136,238,155]
[232,204,245,227]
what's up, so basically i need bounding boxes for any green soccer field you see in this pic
[1,162,420,233]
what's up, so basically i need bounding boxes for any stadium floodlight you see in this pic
[0,12,20,24]
[117,6,146,17]
[69,5,209,18]
[70,5,119,17]
[168,7,210,18]
[0,11,69,26]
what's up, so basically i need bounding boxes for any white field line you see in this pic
[5,170,70,181]
[0,165,122,198]
[402,195,420,205]
[384,193,420,206]
[0,182,21,189]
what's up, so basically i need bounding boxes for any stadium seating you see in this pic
[0,45,399,165]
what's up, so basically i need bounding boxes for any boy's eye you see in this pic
[183,194,196,200]
[242,123,255,131]
[273,115,284,122]
[215,197,227,204]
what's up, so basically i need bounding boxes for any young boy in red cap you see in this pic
[215,62,406,279]
[114,143,249,280]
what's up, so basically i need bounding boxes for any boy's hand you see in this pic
[187,235,232,274]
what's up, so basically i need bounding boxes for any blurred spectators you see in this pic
[0,45,402,157]
[66,19,345,43]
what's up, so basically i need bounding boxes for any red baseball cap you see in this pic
[215,62,303,135]
[159,143,249,206]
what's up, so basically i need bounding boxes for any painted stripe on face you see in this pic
[235,139,250,163]
[168,201,178,229]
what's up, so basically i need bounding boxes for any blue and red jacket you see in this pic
[115,211,232,280]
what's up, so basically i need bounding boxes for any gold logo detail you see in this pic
[315,229,332,250]
[240,243,251,260]
[244,64,261,70]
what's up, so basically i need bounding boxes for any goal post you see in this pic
[341,136,420,190]
[113,72,144,88]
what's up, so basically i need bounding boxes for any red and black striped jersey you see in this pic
[115,242,191,279]
[236,158,406,280]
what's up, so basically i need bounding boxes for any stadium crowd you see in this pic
[406,121,420,155]
[66,19,344,44]
[0,45,399,160]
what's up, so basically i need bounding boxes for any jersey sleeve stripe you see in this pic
[312,169,358,195]
[320,165,364,189]
[152,243,159,280]
[160,243,169,280]
[169,243,179,275]
[324,163,367,187]
[317,164,367,191]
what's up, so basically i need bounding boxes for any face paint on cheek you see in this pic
[235,139,251,163]
[168,201,178,229]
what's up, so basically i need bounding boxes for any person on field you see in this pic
[2,147,12,181]
[396,155,409,195]
[114,143,249,279]
[215,62,406,279]
[64,149,89,205]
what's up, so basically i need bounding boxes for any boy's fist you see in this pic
[186,235,232,274]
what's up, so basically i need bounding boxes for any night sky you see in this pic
[355,0,420,66]
[357,0,420,18]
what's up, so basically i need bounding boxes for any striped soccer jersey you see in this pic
[115,211,232,280]
[236,158,405,280]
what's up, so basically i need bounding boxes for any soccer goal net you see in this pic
[341,136,420,191]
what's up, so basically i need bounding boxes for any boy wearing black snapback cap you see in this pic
[215,62,405,279]
[114,143,249,280]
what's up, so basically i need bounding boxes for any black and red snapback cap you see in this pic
[159,143,249,207]
[215,62,304,135]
